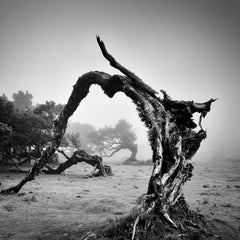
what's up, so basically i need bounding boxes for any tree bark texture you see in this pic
[0,36,215,227]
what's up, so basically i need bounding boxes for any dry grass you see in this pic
[0,158,239,239]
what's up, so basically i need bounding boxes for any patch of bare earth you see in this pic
[0,158,239,239]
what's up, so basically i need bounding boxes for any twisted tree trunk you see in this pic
[123,143,138,164]
[129,143,137,160]
[42,150,112,176]
[0,36,215,234]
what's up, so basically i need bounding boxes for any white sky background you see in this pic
[1,0,240,160]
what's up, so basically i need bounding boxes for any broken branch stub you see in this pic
[0,36,215,227]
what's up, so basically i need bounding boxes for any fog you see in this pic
[1,0,240,161]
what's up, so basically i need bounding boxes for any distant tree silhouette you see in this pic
[0,93,9,102]
[88,119,138,162]
[43,128,112,176]
[0,122,12,164]
[0,96,14,124]
[66,122,95,154]
[12,90,33,111]
[0,97,14,164]
[61,132,82,151]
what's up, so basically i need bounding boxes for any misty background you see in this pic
[1,0,240,161]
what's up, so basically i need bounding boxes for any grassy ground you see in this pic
[0,157,239,239]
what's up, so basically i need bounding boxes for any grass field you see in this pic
[0,157,239,239]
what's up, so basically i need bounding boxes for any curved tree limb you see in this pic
[101,146,122,158]
[96,35,158,98]
[43,150,112,176]
[0,37,216,233]
[57,149,71,160]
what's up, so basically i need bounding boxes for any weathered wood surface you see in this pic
[0,36,215,228]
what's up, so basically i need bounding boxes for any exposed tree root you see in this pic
[131,215,140,240]
[88,197,221,240]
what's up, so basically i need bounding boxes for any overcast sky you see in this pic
[1,0,240,160]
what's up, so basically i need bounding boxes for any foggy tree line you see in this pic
[0,90,138,169]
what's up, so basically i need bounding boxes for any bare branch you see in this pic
[102,146,123,158]
[57,149,70,160]
[96,35,158,97]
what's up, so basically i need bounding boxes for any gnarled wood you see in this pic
[0,36,215,233]
[42,149,112,176]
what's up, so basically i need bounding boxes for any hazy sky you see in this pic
[1,0,240,160]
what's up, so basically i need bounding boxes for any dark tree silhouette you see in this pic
[0,96,14,124]
[0,97,14,164]
[0,122,12,164]
[88,119,138,162]
[0,36,216,239]
[0,97,63,167]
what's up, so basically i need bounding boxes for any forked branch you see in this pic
[96,35,158,97]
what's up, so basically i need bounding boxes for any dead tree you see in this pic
[0,36,215,232]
